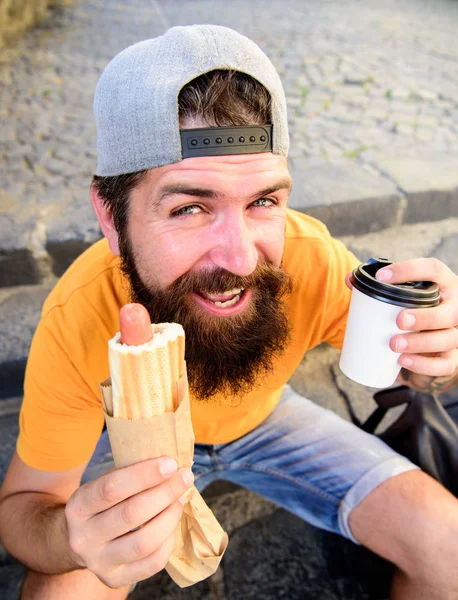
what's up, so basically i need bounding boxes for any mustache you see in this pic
[168,262,292,298]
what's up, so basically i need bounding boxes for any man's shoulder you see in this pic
[41,238,128,321]
[285,208,332,242]
[285,209,336,262]
[283,209,358,277]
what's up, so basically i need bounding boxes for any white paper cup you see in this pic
[339,258,440,388]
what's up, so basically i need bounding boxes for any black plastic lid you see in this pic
[350,258,440,308]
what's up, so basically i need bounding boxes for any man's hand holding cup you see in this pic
[341,257,458,388]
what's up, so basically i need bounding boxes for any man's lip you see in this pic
[191,288,252,316]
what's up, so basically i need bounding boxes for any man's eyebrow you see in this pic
[149,177,292,211]
[249,177,292,201]
[149,185,221,211]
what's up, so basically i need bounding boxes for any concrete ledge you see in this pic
[0,412,19,481]
[47,240,95,277]
[0,211,43,287]
[304,194,401,238]
[0,155,456,287]
[375,155,458,224]
[1,220,457,404]
[0,285,52,398]
[0,250,40,288]
[0,564,25,600]
[45,197,102,278]
[289,156,404,236]
[403,189,458,224]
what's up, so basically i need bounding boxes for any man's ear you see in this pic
[90,185,120,256]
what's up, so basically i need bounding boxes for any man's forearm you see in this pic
[0,492,82,574]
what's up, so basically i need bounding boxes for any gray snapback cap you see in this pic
[93,24,289,176]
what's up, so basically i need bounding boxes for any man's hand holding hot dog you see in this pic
[65,304,194,589]
[346,257,458,391]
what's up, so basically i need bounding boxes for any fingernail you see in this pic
[178,492,189,506]
[376,269,393,282]
[159,457,178,476]
[401,357,413,367]
[180,468,194,487]
[403,313,416,329]
[395,337,408,352]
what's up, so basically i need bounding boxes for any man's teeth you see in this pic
[219,288,243,297]
[204,288,244,307]
[213,294,241,307]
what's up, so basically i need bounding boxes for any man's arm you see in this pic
[0,450,192,588]
[0,451,86,573]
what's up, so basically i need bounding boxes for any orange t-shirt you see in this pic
[17,209,359,471]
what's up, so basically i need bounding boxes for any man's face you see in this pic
[117,152,293,399]
[127,152,291,292]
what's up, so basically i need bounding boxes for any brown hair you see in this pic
[178,70,271,127]
[92,70,271,232]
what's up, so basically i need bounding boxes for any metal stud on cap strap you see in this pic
[181,125,273,158]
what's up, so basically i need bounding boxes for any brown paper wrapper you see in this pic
[100,373,228,587]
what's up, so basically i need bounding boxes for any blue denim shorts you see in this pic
[82,384,418,544]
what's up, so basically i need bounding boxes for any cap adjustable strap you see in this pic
[180,125,272,158]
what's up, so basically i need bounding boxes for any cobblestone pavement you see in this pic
[2,0,458,175]
[1,0,458,284]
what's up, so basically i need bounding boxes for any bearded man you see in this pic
[1,25,458,600]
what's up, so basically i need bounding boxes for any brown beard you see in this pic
[119,238,293,401]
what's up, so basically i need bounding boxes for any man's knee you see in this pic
[20,568,131,600]
[348,469,458,584]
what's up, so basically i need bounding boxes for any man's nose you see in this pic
[208,217,259,277]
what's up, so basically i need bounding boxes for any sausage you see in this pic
[119,303,153,345]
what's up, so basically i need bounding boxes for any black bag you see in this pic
[356,385,458,497]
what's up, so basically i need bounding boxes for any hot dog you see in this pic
[109,305,185,419]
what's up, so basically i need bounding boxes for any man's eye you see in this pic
[171,204,202,217]
[251,197,275,208]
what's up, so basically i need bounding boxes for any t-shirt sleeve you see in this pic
[17,310,105,472]
[319,237,361,350]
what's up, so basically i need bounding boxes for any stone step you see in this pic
[0,563,25,600]
[1,217,458,402]
[0,398,22,591]
[1,154,458,289]
[0,399,21,482]
[0,285,53,399]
